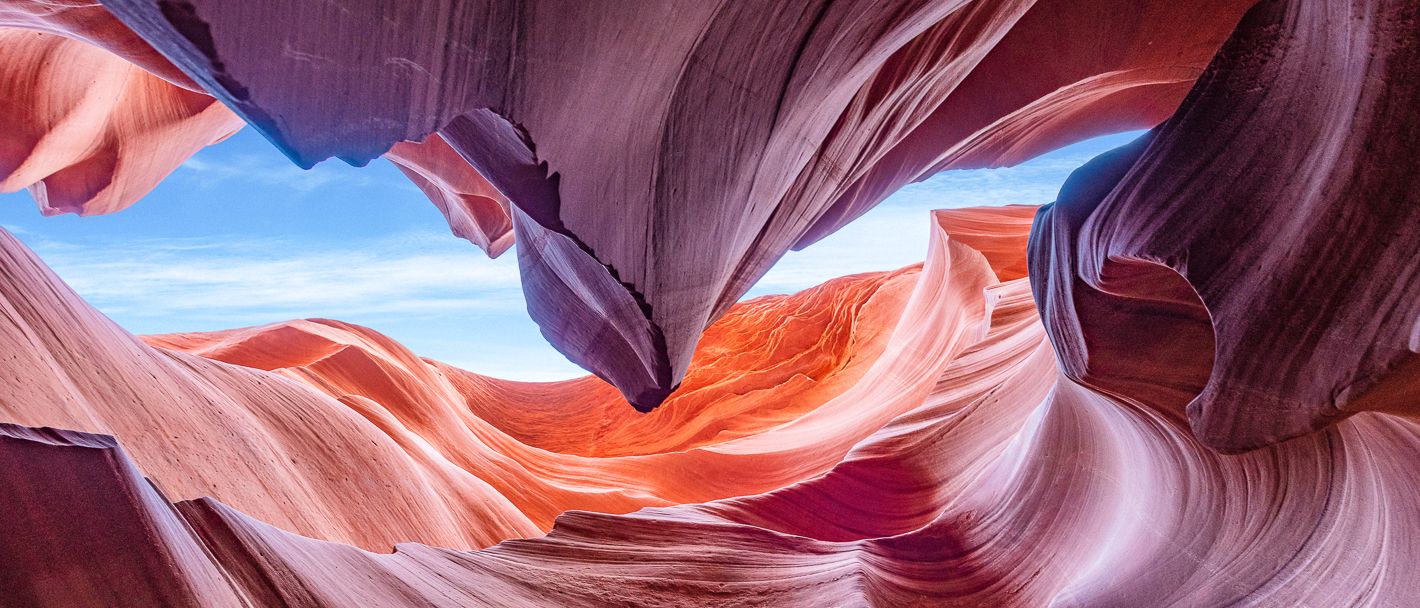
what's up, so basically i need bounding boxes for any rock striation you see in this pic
[4,204,1420,606]
[3,0,1420,605]
[1028,0,1420,452]
[0,205,992,553]
[98,0,1257,408]
[0,1,511,256]
[385,134,514,258]
[0,14,242,215]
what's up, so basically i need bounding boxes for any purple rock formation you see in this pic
[99,0,1251,409]
[1028,0,1420,452]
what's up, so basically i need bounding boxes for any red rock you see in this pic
[6,207,1420,604]
[0,2,511,256]
[0,0,198,88]
[98,0,1256,409]
[933,204,1037,281]
[0,424,245,607]
[0,23,242,215]
[0,204,996,553]
[2,0,1419,604]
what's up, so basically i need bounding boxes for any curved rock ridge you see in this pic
[5,211,1420,604]
[1027,0,1420,452]
[150,264,915,458]
[0,424,249,607]
[0,225,535,551]
[2,0,1419,603]
[0,23,243,215]
[932,204,1036,281]
[386,134,514,258]
[99,0,1257,409]
[0,0,200,89]
[0,203,995,553]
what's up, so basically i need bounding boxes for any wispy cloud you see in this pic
[15,229,592,380]
[26,231,525,327]
[179,154,380,193]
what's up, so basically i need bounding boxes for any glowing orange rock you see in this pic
[6,205,1417,605]
[0,202,996,553]
[1,2,511,258]
[100,0,1257,409]
[2,0,1419,604]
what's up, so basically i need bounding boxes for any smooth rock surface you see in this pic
[0,206,991,552]
[1028,0,1420,452]
[0,2,511,256]
[3,0,1419,604]
[99,0,1256,408]
[4,206,1418,605]
[0,21,242,215]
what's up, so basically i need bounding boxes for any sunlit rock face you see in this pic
[99,0,1256,408]
[0,20,242,215]
[0,0,198,87]
[2,0,1420,605]
[0,210,988,552]
[4,206,1420,606]
[385,134,515,258]
[0,209,1004,602]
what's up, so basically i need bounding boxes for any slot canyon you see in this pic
[0,0,1417,606]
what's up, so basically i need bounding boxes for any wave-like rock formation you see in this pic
[4,202,1419,606]
[99,0,1258,408]
[0,0,200,88]
[385,134,514,258]
[0,202,996,553]
[4,0,1420,605]
[0,8,242,215]
[1028,0,1420,452]
[147,264,919,459]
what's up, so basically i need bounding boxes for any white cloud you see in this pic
[179,153,379,193]
[7,130,1139,381]
[14,229,594,380]
[26,231,526,326]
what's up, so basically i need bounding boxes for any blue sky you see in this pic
[0,129,1142,380]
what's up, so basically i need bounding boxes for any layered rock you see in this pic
[0,201,994,552]
[5,205,1419,605]
[0,2,511,256]
[1028,0,1420,452]
[385,134,514,258]
[2,0,1420,604]
[100,0,1256,408]
[0,0,198,87]
[0,424,248,608]
[0,22,242,215]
